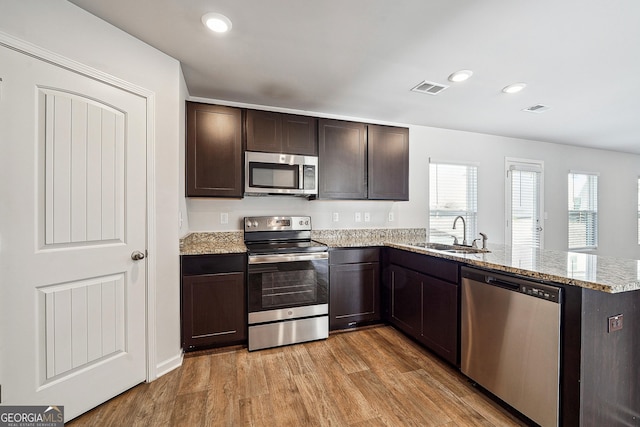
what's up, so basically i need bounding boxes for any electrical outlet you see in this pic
[332,212,339,222]
[388,212,394,222]
[220,212,228,224]
[364,212,370,222]
[355,212,361,222]
[608,314,623,333]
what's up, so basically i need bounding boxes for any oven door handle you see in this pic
[248,252,328,264]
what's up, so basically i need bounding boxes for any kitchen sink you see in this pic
[412,242,490,254]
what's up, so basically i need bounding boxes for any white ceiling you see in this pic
[69,0,640,154]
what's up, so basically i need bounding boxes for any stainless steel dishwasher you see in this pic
[461,267,562,427]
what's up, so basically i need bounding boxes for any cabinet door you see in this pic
[389,265,422,338]
[318,119,367,199]
[246,109,282,153]
[186,102,243,197]
[247,110,318,155]
[330,262,380,330]
[282,114,318,155]
[182,272,246,350]
[421,276,458,365]
[368,124,409,201]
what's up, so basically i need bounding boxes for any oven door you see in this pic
[247,252,328,324]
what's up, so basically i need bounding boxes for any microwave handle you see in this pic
[299,164,304,189]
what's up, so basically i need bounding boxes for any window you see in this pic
[638,178,640,244]
[568,172,598,250]
[505,159,544,248]
[429,161,477,244]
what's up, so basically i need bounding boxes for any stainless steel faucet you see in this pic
[472,232,488,249]
[452,216,467,246]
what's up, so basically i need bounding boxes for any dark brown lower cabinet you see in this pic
[329,248,380,330]
[388,265,422,336]
[181,254,246,350]
[384,248,459,365]
[421,275,458,364]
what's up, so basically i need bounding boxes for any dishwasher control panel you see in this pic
[463,267,563,304]
[520,284,561,303]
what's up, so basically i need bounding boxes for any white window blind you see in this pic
[429,162,477,244]
[568,172,598,249]
[637,178,640,244]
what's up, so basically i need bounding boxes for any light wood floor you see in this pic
[68,325,526,426]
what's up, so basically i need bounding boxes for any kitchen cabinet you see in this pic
[318,119,409,200]
[186,102,244,197]
[246,109,318,155]
[181,253,247,350]
[383,248,459,365]
[318,119,367,199]
[388,265,422,336]
[368,124,409,201]
[329,248,380,330]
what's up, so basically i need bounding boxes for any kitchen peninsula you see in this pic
[180,228,640,426]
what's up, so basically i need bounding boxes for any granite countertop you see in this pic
[387,242,640,294]
[180,229,640,293]
[180,231,246,255]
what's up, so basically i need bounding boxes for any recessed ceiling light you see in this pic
[202,13,232,33]
[502,82,527,94]
[448,70,473,83]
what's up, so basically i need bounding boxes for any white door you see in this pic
[505,158,544,248]
[0,44,147,421]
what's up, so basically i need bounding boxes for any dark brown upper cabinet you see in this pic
[186,102,243,197]
[368,124,409,201]
[318,119,409,200]
[318,119,368,199]
[246,110,318,155]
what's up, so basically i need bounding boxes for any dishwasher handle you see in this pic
[486,277,520,291]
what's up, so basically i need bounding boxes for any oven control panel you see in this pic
[244,216,311,232]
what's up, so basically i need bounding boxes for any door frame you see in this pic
[504,157,545,248]
[0,31,158,381]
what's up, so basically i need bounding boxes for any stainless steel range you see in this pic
[244,216,329,351]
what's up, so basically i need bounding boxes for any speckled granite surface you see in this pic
[387,242,640,294]
[312,228,427,248]
[180,232,246,255]
[180,229,640,293]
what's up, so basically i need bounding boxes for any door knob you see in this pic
[131,251,146,261]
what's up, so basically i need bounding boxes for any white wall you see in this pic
[0,0,183,376]
[411,126,640,259]
[185,99,640,260]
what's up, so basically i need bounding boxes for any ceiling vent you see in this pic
[411,80,449,95]
[523,104,551,113]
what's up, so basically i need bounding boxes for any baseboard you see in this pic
[155,351,183,378]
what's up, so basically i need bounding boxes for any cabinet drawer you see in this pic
[182,253,246,275]
[330,247,380,265]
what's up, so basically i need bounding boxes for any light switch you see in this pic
[355,212,361,222]
[364,212,370,222]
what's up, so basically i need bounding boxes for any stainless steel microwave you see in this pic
[245,151,318,196]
